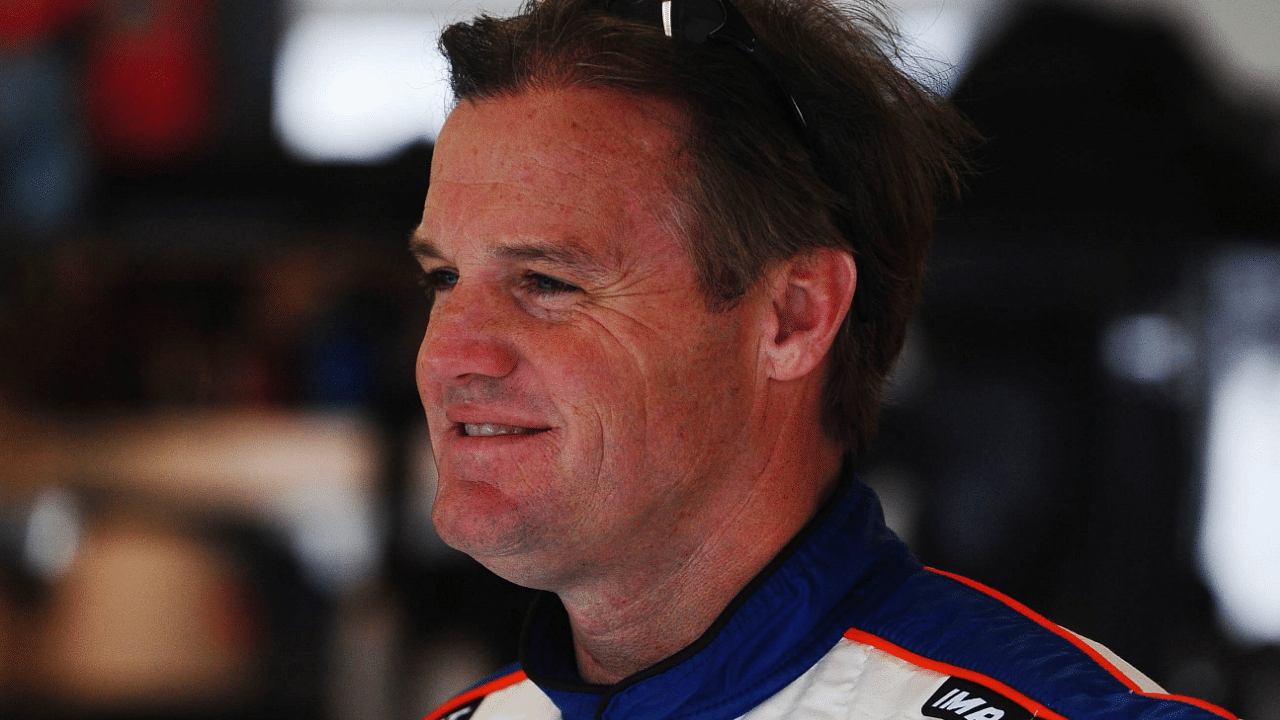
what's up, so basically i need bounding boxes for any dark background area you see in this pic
[2,0,1278,718]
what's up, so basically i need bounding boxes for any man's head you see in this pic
[412,0,969,588]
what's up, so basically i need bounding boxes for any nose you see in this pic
[416,283,520,388]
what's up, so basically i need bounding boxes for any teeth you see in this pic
[464,423,536,437]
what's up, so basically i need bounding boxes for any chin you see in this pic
[433,497,571,591]
[433,483,526,554]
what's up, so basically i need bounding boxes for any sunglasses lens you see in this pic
[677,0,727,42]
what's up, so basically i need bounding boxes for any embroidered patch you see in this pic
[923,677,1035,720]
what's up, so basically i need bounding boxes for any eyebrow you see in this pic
[495,241,614,281]
[409,228,614,282]
[408,229,442,262]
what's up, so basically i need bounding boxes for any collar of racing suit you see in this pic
[518,463,921,720]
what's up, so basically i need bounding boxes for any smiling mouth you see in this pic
[462,423,548,437]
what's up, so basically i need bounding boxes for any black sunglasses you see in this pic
[602,0,809,137]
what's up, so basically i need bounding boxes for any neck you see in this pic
[561,425,845,684]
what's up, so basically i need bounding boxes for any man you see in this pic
[411,0,1236,718]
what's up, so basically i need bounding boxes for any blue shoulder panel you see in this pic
[859,569,1233,720]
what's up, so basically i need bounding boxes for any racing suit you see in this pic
[424,472,1235,720]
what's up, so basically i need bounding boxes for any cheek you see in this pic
[527,317,631,394]
[527,326,654,450]
[655,319,754,428]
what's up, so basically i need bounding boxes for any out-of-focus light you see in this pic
[1200,345,1280,644]
[273,12,450,162]
[1101,313,1195,384]
[289,488,382,594]
[861,465,922,547]
[896,9,979,95]
[65,410,386,596]
[23,488,81,582]
[884,321,932,403]
[1200,249,1280,645]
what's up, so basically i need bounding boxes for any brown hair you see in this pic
[439,0,973,457]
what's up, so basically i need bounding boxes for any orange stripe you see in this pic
[423,670,528,720]
[925,568,1143,692]
[843,626,1069,720]
[923,568,1237,720]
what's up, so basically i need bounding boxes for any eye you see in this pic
[525,272,580,295]
[419,268,459,293]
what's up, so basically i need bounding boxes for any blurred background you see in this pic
[1,0,1278,717]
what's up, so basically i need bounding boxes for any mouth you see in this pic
[461,423,550,437]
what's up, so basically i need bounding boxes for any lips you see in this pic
[462,423,548,437]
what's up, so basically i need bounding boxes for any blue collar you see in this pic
[519,471,920,720]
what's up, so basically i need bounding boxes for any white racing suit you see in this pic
[425,472,1235,720]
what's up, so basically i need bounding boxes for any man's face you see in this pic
[413,88,766,589]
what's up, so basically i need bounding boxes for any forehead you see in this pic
[419,88,688,260]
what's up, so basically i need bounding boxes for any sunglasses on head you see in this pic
[602,0,808,135]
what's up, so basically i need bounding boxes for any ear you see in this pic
[761,248,857,382]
